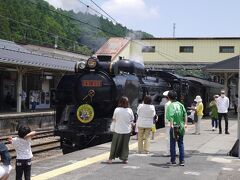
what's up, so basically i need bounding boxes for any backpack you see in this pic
[228,139,239,157]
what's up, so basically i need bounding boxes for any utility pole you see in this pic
[173,23,176,38]
[238,54,240,158]
[54,35,58,49]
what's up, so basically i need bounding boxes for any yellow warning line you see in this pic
[32,142,138,180]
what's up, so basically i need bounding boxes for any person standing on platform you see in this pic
[8,125,36,180]
[21,91,27,111]
[0,142,12,180]
[193,95,204,135]
[137,95,156,154]
[209,95,219,131]
[163,91,171,156]
[108,96,134,164]
[30,93,36,112]
[216,90,230,134]
[166,90,187,166]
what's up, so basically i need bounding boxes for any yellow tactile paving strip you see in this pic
[31,132,166,180]
[32,141,139,180]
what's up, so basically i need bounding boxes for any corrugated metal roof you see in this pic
[22,44,89,61]
[141,37,240,40]
[95,37,130,60]
[0,39,76,71]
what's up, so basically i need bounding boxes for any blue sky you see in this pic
[45,0,240,37]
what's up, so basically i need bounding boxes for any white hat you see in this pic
[163,91,169,96]
[194,95,202,102]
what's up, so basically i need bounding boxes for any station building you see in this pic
[96,37,240,68]
[0,39,89,113]
[95,37,239,108]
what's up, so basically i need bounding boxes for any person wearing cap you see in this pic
[162,91,171,155]
[166,90,187,166]
[216,90,230,134]
[209,95,219,131]
[193,95,204,135]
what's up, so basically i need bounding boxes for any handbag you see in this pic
[173,125,180,140]
[110,121,116,132]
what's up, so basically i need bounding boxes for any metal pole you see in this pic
[173,23,176,38]
[238,55,240,158]
[17,67,23,113]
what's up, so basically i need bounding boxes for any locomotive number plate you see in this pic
[82,80,102,87]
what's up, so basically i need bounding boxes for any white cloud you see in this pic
[44,0,160,35]
[101,0,160,26]
[45,0,87,13]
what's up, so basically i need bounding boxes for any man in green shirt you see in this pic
[166,90,188,166]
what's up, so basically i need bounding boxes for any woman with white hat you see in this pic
[193,95,204,135]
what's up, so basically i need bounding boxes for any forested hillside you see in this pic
[0,0,153,55]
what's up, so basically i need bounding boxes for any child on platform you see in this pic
[8,125,36,180]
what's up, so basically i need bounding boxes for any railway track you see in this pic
[1,130,61,159]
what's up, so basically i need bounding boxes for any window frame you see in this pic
[219,46,235,53]
[179,46,194,53]
[142,46,155,53]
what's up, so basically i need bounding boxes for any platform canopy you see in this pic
[0,39,76,72]
[204,55,239,73]
[205,55,240,158]
[204,55,239,93]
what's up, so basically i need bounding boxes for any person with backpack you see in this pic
[166,90,188,166]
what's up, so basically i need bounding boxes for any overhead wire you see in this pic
[130,40,187,69]
[77,0,111,21]
[89,0,118,24]
[0,14,87,48]
[26,0,123,37]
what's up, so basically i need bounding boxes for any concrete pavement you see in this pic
[9,117,240,180]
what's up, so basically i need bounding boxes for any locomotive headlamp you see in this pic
[78,61,86,70]
[87,57,97,69]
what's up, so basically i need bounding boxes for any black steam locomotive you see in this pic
[54,57,170,153]
[54,57,223,154]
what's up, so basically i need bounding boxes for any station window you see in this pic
[219,46,234,53]
[179,46,194,53]
[142,46,155,53]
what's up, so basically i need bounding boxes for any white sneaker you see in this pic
[212,127,215,131]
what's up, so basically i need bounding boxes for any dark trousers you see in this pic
[211,118,218,128]
[169,128,184,163]
[16,159,31,180]
[218,113,229,133]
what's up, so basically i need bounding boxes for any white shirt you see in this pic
[216,96,229,113]
[137,104,156,128]
[112,107,134,134]
[12,137,33,159]
[164,101,171,127]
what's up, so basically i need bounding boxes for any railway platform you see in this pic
[9,117,240,180]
